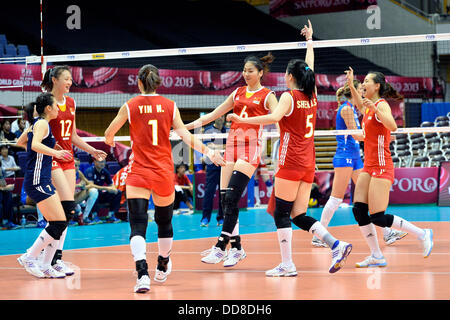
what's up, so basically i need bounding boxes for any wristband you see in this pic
[307,39,313,42]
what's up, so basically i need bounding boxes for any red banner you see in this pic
[0,64,441,100]
[270,0,378,18]
[438,161,450,206]
[390,167,439,204]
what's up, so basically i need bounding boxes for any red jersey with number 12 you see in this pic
[278,90,317,170]
[49,96,76,153]
[126,94,175,178]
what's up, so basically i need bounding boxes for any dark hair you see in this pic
[336,80,361,105]
[138,64,161,93]
[41,65,71,92]
[25,93,55,120]
[286,59,315,98]
[244,53,275,79]
[368,71,403,100]
[0,145,8,150]
[176,163,187,172]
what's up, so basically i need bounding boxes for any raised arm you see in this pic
[346,67,364,114]
[340,105,364,141]
[301,19,314,72]
[104,103,129,148]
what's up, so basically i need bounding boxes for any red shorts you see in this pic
[223,138,262,168]
[362,166,395,184]
[126,171,174,197]
[52,159,75,171]
[275,167,315,183]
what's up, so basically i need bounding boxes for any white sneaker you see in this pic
[329,241,352,273]
[201,246,227,264]
[154,257,172,283]
[40,265,66,278]
[311,236,329,248]
[17,253,45,278]
[355,255,387,268]
[223,248,246,267]
[422,229,433,258]
[53,260,75,276]
[265,263,297,277]
[134,275,150,293]
[384,229,408,245]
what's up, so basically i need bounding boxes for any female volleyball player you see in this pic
[346,67,433,267]
[41,66,107,276]
[228,20,352,276]
[17,93,73,278]
[186,54,278,267]
[104,64,225,293]
[312,81,407,247]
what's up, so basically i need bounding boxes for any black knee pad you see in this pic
[155,203,174,238]
[370,211,394,228]
[352,202,371,226]
[219,189,227,212]
[291,213,317,232]
[61,200,76,222]
[45,221,67,240]
[274,197,293,229]
[128,198,149,239]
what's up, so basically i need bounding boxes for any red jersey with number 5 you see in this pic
[49,96,76,152]
[361,99,393,169]
[278,90,317,170]
[126,94,175,177]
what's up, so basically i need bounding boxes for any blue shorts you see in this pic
[25,181,56,204]
[333,156,364,170]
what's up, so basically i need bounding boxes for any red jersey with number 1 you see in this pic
[49,95,76,152]
[126,94,175,179]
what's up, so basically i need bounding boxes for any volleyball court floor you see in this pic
[0,204,449,300]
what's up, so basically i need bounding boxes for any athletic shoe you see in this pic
[311,236,329,248]
[223,248,247,267]
[83,218,94,225]
[36,220,47,228]
[384,229,408,245]
[422,229,433,258]
[201,246,227,264]
[173,209,180,215]
[53,260,75,276]
[17,253,45,278]
[5,221,20,230]
[91,217,103,224]
[106,216,121,224]
[134,275,150,293]
[355,255,387,268]
[265,263,297,277]
[329,241,352,273]
[154,256,172,283]
[40,265,66,278]
[217,219,224,227]
[254,200,261,208]
[200,218,209,227]
[185,209,194,215]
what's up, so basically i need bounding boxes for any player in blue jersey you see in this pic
[312,80,407,247]
[16,93,73,278]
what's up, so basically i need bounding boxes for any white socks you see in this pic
[158,238,173,258]
[28,229,55,258]
[359,224,383,259]
[57,228,67,251]
[231,220,239,237]
[277,227,292,266]
[320,196,342,228]
[391,215,426,240]
[130,235,146,261]
[310,221,338,249]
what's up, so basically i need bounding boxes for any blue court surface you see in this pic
[0,204,449,256]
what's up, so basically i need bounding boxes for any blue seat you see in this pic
[75,151,91,163]
[5,44,17,56]
[17,45,30,57]
[107,162,121,175]
[0,34,7,48]
[79,162,91,175]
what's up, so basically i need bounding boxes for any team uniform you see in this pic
[113,156,133,206]
[50,96,76,171]
[24,120,57,203]
[333,101,364,170]
[275,90,317,183]
[361,99,394,183]
[224,86,274,167]
[126,94,176,196]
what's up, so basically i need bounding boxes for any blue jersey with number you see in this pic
[335,101,361,159]
[24,119,56,186]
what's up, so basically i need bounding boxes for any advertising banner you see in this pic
[438,161,450,206]
[390,167,439,204]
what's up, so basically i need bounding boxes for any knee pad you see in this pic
[291,213,317,232]
[128,198,149,239]
[352,202,371,226]
[45,221,67,240]
[155,203,174,238]
[370,211,394,228]
[273,197,293,229]
[61,201,76,221]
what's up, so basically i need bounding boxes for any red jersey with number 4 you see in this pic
[278,90,317,170]
[362,99,393,168]
[49,96,76,153]
[229,86,273,142]
[126,94,175,178]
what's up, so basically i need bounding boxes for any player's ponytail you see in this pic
[28,93,54,118]
[368,71,403,101]
[287,59,315,99]
[244,52,275,80]
[138,64,161,93]
[40,65,71,92]
[336,80,360,107]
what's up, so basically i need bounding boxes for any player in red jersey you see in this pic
[186,54,278,267]
[346,68,433,268]
[40,66,108,276]
[105,64,225,293]
[229,21,352,276]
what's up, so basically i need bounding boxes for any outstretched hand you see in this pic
[301,19,313,40]
[345,67,354,86]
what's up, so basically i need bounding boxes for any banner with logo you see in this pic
[438,161,450,206]
[390,167,439,204]
[270,0,378,18]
